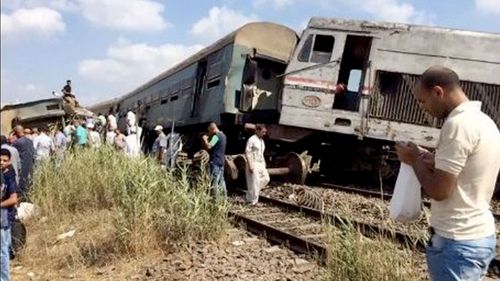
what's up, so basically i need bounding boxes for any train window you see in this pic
[170,95,178,102]
[207,78,220,89]
[298,35,313,62]
[311,35,334,63]
[347,69,362,92]
[182,88,192,98]
[46,104,60,110]
[208,62,223,80]
[160,98,168,104]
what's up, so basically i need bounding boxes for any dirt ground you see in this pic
[10,227,324,281]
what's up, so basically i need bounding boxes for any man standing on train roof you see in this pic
[202,122,227,202]
[61,80,80,107]
[245,124,270,206]
[62,80,73,98]
[395,65,500,281]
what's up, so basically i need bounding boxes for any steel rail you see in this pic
[230,190,500,276]
[229,211,327,262]
[318,182,500,221]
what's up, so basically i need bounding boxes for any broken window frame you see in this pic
[297,33,335,63]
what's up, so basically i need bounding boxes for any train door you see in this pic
[333,35,373,111]
[192,60,207,117]
[240,55,287,113]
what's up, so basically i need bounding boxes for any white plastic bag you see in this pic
[389,163,422,222]
[17,202,39,221]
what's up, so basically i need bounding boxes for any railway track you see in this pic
[315,182,500,220]
[229,190,500,277]
[230,200,327,261]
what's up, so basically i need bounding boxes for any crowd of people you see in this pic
[3,66,498,281]
[0,110,272,280]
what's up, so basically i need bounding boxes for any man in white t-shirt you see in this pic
[33,127,54,163]
[396,66,500,281]
[87,124,101,149]
[106,114,118,146]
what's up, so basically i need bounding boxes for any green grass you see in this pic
[30,146,229,255]
[27,146,425,280]
[322,219,425,281]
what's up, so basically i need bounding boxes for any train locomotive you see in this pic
[89,18,500,191]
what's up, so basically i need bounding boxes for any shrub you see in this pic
[322,220,424,281]
[30,147,229,257]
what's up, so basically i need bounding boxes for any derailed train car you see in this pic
[90,18,500,189]
[277,18,500,185]
[1,98,94,136]
[1,98,66,135]
[90,22,298,154]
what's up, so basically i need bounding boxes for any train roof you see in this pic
[307,17,500,37]
[1,98,63,111]
[88,97,119,114]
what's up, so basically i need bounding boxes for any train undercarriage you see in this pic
[139,117,403,194]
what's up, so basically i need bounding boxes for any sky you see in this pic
[1,0,499,107]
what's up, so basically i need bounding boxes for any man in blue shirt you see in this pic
[74,120,88,147]
[12,125,34,199]
[202,122,227,202]
[1,148,19,281]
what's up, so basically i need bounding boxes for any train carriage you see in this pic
[89,22,298,154]
[1,98,93,135]
[276,17,500,185]
[279,17,500,148]
[99,24,296,126]
[90,17,500,189]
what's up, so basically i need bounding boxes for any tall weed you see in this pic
[323,219,424,281]
[30,147,229,256]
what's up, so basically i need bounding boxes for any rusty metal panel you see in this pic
[370,71,435,127]
[462,82,500,127]
[370,71,500,128]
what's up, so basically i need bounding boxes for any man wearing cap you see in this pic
[152,125,168,164]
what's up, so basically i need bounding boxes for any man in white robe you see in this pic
[125,127,141,158]
[245,124,270,205]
